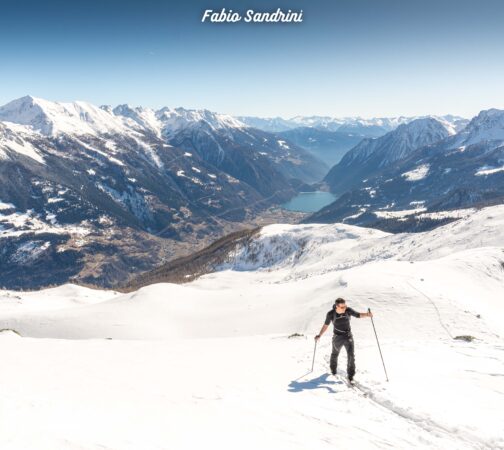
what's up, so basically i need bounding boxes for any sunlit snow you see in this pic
[0,206,503,449]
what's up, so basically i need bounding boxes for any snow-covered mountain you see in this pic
[109,104,163,137]
[238,114,404,135]
[291,116,412,135]
[111,103,329,185]
[0,96,133,136]
[0,96,247,139]
[157,107,246,136]
[238,114,469,136]
[452,108,504,147]
[1,205,503,449]
[159,113,327,187]
[236,114,468,167]
[324,118,451,195]
[342,118,450,166]
[235,116,297,133]
[0,96,324,289]
[309,109,504,230]
[0,96,324,185]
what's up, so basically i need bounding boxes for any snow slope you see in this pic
[0,121,45,163]
[1,206,504,449]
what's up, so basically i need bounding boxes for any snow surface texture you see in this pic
[1,206,504,449]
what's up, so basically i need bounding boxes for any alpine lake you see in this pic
[281,191,337,213]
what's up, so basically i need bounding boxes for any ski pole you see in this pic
[311,339,318,372]
[368,308,389,382]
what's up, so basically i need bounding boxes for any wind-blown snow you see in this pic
[0,206,503,449]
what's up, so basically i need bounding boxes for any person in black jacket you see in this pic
[315,298,372,382]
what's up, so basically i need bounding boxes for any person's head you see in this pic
[334,298,347,311]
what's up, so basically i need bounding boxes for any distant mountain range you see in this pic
[307,109,504,231]
[238,114,469,166]
[1,95,501,289]
[237,114,468,135]
[0,96,321,288]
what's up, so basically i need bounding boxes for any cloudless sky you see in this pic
[1,0,504,118]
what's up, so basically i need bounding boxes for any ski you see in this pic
[335,374,368,397]
[350,379,370,397]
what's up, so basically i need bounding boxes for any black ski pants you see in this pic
[330,333,355,378]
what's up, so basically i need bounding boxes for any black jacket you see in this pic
[325,307,360,335]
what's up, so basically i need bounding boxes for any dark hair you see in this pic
[335,298,346,305]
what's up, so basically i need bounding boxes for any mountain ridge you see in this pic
[324,117,451,195]
[238,113,468,135]
[0,96,320,289]
[306,108,504,230]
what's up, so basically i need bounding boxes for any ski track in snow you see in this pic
[1,205,504,449]
[349,381,495,449]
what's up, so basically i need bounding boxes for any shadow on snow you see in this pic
[288,373,343,394]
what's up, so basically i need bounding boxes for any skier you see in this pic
[314,298,372,382]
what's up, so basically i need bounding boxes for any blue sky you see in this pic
[1,0,504,118]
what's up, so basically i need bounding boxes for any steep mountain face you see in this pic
[0,96,319,289]
[159,118,328,187]
[324,118,451,195]
[276,127,364,166]
[306,109,504,231]
[452,108,504,146]
[109,104,327,185]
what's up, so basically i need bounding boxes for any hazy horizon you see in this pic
[0,93,479,120]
